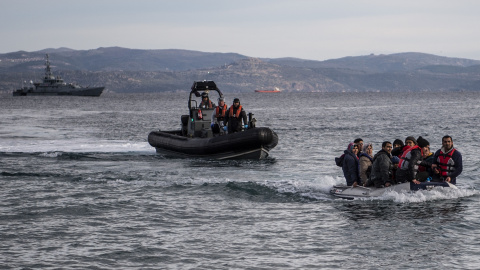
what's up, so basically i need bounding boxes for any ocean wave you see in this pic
[368,186,479,203]
[0,139,152,153]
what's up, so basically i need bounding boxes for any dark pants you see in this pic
[396,169,411,184]
[228,119,243,133]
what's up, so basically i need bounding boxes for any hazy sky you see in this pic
[2,0,479,61]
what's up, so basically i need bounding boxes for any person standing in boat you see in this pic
[396,136,429,184]
[432,135,463,184]
[200,92,213,108]
[367,141,394,188]
[359,143,374,185]
[225,98,248,133]
[342,143,361,187]
[211,97,228,134]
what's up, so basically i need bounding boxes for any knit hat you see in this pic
[417,136,430,148]
[393,139,404,147]
[233,98,240,103]
[405,136,417,145]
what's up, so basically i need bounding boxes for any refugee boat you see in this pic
[330,181,456,200]
[12,54,104,96]
[148,80,278,159]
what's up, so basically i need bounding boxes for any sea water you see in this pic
[1,91,479,269]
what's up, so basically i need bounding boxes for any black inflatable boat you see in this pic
[148,81,278,159]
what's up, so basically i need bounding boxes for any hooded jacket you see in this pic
[342,143,361,186]
[359,152,373,184]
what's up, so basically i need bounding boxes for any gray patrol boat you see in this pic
[13,54,104,96]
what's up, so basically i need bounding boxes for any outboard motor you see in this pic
[248,113,256,128]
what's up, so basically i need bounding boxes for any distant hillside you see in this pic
[1,47,480,93]
[265,52,480,73]
[0,47,248,72]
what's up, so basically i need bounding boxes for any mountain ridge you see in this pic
[1,47,479,93]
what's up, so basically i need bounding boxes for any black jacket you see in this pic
[225,105,247,133]
[396,147,423,182]
[370,149,393,186]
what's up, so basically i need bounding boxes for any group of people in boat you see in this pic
[336,135,463,188]
[199,92,249,134]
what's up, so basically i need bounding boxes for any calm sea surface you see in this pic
[1,91,479,269]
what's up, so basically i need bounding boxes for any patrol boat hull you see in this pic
[13,86,104,96]
[330,181,454,200]
[148,127,278,159]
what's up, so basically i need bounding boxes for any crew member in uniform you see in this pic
[225,98,248,133]
[200,92,213,108]
[211,97,227,134]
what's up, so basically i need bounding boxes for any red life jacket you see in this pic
[398,145,410,158]
[216,104,227,118]
[229,105,242,118]
[398,145,422,170]
[437,148,456,177]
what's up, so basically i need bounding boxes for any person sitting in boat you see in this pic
[392,139,404,157]
[431,135,463,185]
[367,141,394,188]
[392,136,415,157]
[211,97,228,134]
[396,136,429,184]
[342,142,361,187]
[354,138,364,158]
[416,144,434,182]
[359,143,374,185]
[393,139,404,149]
[200,92,214,108]
[225,98,248,133]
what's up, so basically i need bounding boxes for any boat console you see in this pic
[186,81,223,138]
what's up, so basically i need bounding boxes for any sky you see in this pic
[1,0,480,61]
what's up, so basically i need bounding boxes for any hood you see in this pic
[346,142,355,152]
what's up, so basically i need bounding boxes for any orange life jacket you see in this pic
[201,100,212,108]
[216,104,227,118]
[437,148,456,177]
[398,145,422,170]
[229,105,242,118]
